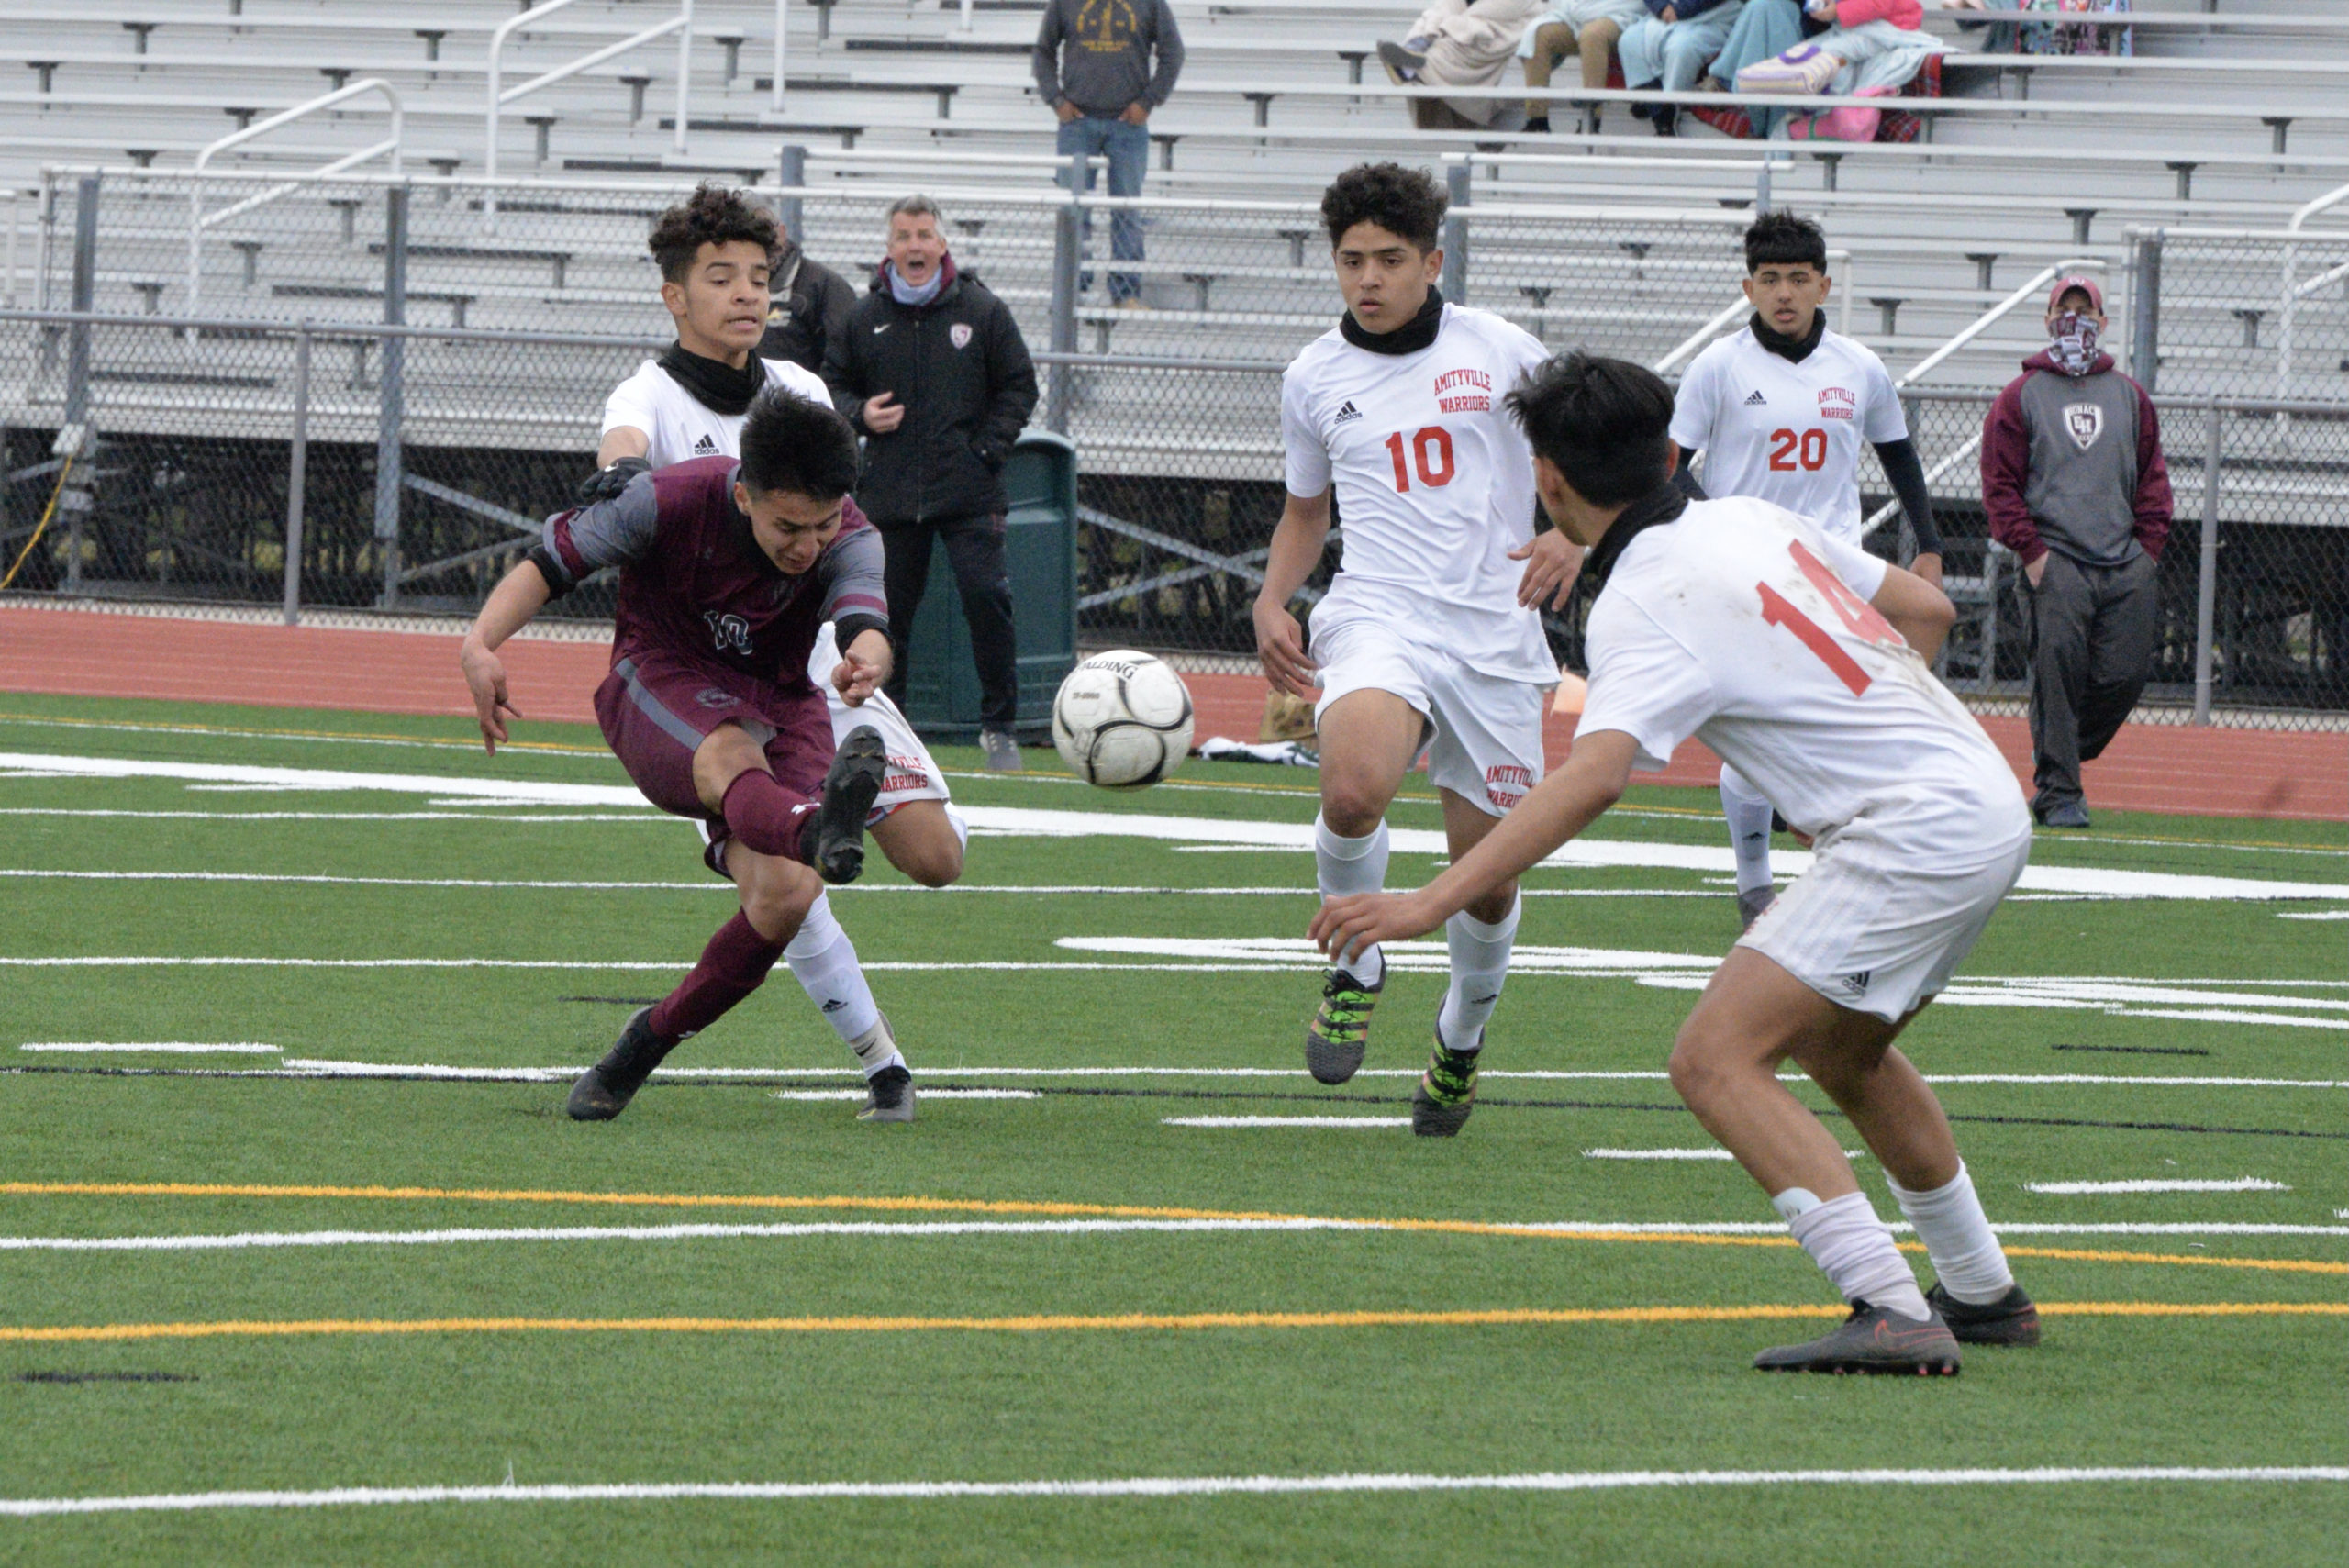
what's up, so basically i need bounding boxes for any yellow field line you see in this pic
[5,1301,2343,1346]
[10,1182,2347,1276]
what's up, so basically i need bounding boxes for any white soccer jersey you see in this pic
[602,356,832,467]
[1670,327,1907,543]
[1281,304,1554,684]
[1575,496,2026,866]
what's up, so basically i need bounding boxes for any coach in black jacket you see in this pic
[758,230,855,375]
[823,195,1040,768]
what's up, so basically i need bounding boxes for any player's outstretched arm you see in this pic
[458,560,552,755]
[1865,560,1956,664]
[1310,730,1640,966]
[1252,488,1331,699]
[831,627,894,707]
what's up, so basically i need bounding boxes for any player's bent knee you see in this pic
[1319,781,1390,837]
[874,805,964,887]
[737,851,820,938]
[689,723,772,813]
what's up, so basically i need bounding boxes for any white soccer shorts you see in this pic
[1738,828,2031,1023]
[1308,608,1549,817]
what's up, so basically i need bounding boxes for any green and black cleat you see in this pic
[812,725,888,885]
[857,1063,916,1124]
[1753,1301,1963,1376]
[565,1006,674,1122]
[1410,1029,1481,1138]
[1305,966,1383,1084]
[1926,1282,2041,1347]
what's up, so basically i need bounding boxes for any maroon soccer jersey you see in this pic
[536,456,888,694]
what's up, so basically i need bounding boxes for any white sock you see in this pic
[1886,1161,2014,1306]
[1437,894,1520,1051]
[1784,1190,1931,1321]
[783,894,883,1051]
[845,1015,906,1080]
[1720,764,1776,897]
[1315,813,1389,986]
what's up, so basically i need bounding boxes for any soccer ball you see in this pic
[1051,650,1195,789]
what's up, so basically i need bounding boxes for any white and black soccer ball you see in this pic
[1051,650,1195,789]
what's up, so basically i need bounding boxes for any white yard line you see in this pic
[0,870,1713,899]
[765,1089,1037,1101]
[2,1467,2340,1518]
[2025,1179,2291,1195]
[16,1042,278,1054]
[1163,1117,1415,1129]
[2278,910,2349,920]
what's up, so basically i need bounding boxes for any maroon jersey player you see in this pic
[459,388,918,1123]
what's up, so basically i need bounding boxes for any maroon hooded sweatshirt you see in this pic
[1981,347,2172,570]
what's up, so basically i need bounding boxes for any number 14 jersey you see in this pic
[1280,304,1554,684]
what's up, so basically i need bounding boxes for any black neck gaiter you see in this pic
[1341,286,1446,356]
[659,342,767,416]
[1749,309,1826,364]
[1579,480,1690,592]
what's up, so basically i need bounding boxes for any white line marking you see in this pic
[0,811,666,823]
[7,751,2343,903]
[2117,1008,2349,1031]
[17,1042,279,1055]
[2025,1179,2291,1195]
[1585,1149,1736,1161]
[2280,910,2349,920]
[1163,1117,1414,1129]
[0,871,1717,899]
[4,1467,2341,1517]
[765,1088,1037,1101]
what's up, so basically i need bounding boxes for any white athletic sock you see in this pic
[845,1015,906,1080]
[1315,814,1389,986]
[1720,764,1776,897]
[783,894,884,1053]
[1437,894,1520,1051]
[1886,1161,2015,1306]
[1784,1190,1931,1321]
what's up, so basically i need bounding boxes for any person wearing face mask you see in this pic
[1981,277,2173,830]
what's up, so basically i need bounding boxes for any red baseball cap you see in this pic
[2046,274,2105,315]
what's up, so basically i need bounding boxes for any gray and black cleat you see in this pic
[565,1006,674,1121]
[813,725,888,884]
[1410,1028,1481,1138]
[858,1063,916,1123]
[1753,1301,1963,1376]
[1926,1282,2041,1347]
[1737,886,1776,931]
[1306,966,1384,1084]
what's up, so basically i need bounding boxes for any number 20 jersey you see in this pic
[1669,326,1907,544]
[1575,495,2027,866]
[1280,304,1555,684]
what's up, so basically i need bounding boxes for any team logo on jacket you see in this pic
[1434,367,1492,413]
[2064,402,2104,450]
[950,322,974,350]
[1818,386,1855,421]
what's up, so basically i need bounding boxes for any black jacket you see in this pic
[821,260,1041,526]
[759,244,856,376]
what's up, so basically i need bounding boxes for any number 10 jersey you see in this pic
[1280,304,1555,684]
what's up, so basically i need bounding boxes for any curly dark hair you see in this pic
[1320,162,1446,253]
[647,183,778,284]
[740,386,861,501]
[1505,351,1676,508]
[1743,210,1830,274]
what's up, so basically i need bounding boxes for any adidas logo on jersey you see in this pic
[1334,400,1363,425]
[1743,389,1768,406]
[692,433,718,455]
[1840,971,1873,996]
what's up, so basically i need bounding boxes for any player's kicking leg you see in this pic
[1720,762,1776,929]
[1668,951,2033,1373]
[1305,688,1424,1084]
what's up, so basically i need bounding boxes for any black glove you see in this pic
[574,455,651,506]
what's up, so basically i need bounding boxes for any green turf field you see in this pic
[0,690,2343,1564]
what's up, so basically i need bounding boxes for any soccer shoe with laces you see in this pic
[812,726,888,885]
[1926,1282,2041,1347]
[858,1063,916,1123]
[1306,966,1383,1084]
[565,1006,674,1121]
[1753,1301,1963,1376]
[1411,1029,1481,1138]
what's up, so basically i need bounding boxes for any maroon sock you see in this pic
[721,769,817,864]
[648,911,785,1040]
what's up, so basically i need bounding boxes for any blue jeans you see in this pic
[1056,116,1148,304]
[1619,3,1742,93]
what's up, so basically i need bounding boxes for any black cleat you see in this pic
[812,725,887,885]
[1926,1282,2041,1347]
[1306,966,1383,1084]
[1411,1028,1481,1138]
[1753,1301,1963,1376]
[858,1062,916,1123]
[565,1006,674,1121]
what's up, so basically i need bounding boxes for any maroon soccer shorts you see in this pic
[594,650,835,856]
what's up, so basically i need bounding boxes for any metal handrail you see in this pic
[484,0,694,234]
[185,78,403,318]
[2277,178,2349,403]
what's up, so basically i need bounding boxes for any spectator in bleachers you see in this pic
[1517,0,1648,133]
[1032,0,1186,309]
[759,222,856,376]
[1706,0,1831,135]
[1378,0,1548,128]
[1981,276,2173,831]
[1618,0,1746,136]
[1946,0,2132,57]
[823,196,1041,772]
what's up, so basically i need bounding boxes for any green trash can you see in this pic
[895,430,1077,746]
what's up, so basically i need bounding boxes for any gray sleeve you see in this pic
[538,469,659,591]
[1148,0,1185,104]
[1032,3,1065,104]
[818,523,889,636]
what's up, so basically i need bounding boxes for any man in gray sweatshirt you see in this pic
[1033,0,1186,307]
[1981,276,2173,829]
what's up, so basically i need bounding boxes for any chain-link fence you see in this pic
[2132,228,2349,406]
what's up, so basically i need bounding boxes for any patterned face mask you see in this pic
[2049,311,2100,376]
